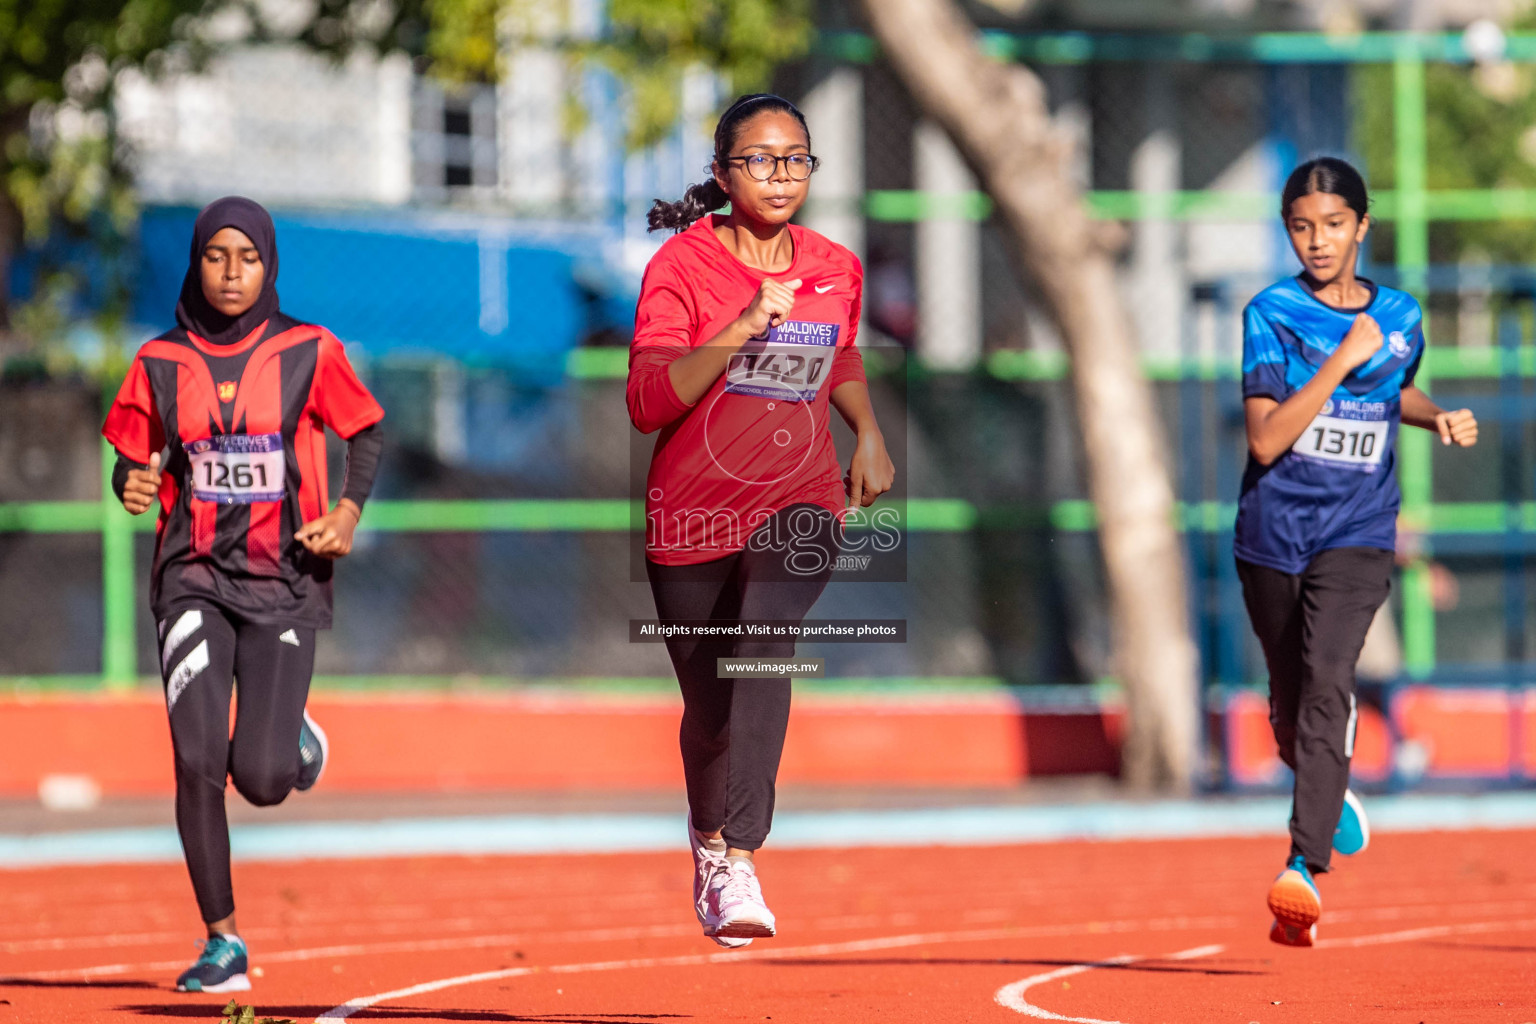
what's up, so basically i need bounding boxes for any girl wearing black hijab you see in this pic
[103,197,385,993]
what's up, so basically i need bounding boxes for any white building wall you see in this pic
[914,120,982,370]
[799,68,865,260]
[1124,70,1185,360]
[117,47,413,207]
[501,46,567,209]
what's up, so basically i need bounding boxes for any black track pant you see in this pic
[158,603,316,923]
[646,503,840,851]
[1236,547,1393,874]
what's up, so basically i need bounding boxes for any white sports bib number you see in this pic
[1293,414,1388,466]
[725,320,841,402]
[186,432,285,504]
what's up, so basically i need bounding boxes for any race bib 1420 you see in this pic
[1292,413,1389,467]
[724,320,841,402]
[185,433,286,504]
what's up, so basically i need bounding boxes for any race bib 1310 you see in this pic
[1292,413,1389,467]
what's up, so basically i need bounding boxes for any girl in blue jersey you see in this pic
[1237,157,1477,947]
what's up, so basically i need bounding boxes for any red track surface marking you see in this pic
[3,829,1535,1022]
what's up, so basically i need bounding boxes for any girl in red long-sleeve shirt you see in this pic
[628,93,894,946]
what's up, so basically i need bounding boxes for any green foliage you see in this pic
[419,0,814,147]
[1355,19,1536,264]
[0,0,216,234]
[0,0,219,354]
[298,0,816,148]
[591,0,813,147]
[0,0,814,360]
[418,0,503,82]
[221,998,295,1024]
[0,0,210,110]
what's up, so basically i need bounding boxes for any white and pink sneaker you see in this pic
[688,817,751,948]
[709,858,776,940]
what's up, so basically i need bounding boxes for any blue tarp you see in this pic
[133,206,635,382]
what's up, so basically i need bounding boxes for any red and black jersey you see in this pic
[102,314,384,628]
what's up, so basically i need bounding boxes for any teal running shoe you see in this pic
[175,934,250,993]
[296,709,328,792]
[1267,854,1322,947]
[1333,788,1370,856]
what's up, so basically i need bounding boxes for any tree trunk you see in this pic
[859,0,1200,791]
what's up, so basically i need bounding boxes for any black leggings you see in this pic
[158,604,315,923]
[646,503,840,851]
[1236,547,1393,874]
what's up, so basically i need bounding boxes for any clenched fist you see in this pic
[121,452,162,515]
[738,278,802,338]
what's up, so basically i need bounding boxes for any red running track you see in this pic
[3,829,1534,1023]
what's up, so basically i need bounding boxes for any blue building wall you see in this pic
[134,206,638,383]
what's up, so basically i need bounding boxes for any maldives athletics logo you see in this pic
[217,381,237,403]
[1387,330,1411,358]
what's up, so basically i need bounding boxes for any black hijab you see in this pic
[175,196,280,345]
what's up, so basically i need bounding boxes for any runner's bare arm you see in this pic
[1401,386,1477,446]
[1246,313,1384,465]
[665,279,802,406]
[831,381,893,508]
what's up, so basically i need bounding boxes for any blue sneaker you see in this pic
[296,709,328,792]
[1267,854,1321,947]
[175,934,250,993]
[1334,788,1370,856]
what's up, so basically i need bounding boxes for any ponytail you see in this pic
[646,93,811,234]
[647,179,729,233]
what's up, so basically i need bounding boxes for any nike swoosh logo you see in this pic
[815,283,834,294]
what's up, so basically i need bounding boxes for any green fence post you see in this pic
[1394,36,1435,677]
[101,439,136,690]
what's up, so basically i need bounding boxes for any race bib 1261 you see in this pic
[1292,413,1389,467]
[185,433,286,504]
[724,320,841,402]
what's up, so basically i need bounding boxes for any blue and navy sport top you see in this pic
[1235,276,1424,574]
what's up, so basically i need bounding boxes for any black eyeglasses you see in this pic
[723,153,820,181]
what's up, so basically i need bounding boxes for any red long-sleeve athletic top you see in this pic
[628,215,866,566]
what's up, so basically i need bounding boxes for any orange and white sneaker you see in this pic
[1267,854,1321,947]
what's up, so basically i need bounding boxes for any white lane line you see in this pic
[993,944,1225,1023]
[1,923,700,981]
[1328,896,1536,924]
[10,894,1533,957]
[987,916,1536,1024]
[1316,916,1536,948]
[1,930,189,954]
[313,918,1240,1023]
[5,913,1238,985]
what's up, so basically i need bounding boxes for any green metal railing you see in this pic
[830,29,1508,676]
[5,30,1531,689]
[6,331,1531,688]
